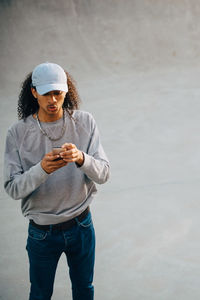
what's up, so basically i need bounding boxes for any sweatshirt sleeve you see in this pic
[79,115,110,184]
[4,130,49,200]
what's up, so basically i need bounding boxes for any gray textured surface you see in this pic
[1,1,200,299]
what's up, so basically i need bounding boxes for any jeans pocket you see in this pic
[28,224,47,241]
[77,212,93,228]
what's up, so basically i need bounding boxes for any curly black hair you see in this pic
[17,71,81,120]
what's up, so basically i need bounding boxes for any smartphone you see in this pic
[52,147,64,160]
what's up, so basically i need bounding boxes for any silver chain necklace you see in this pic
[36,110,66,141]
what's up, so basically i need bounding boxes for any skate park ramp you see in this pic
[1,1,200,299]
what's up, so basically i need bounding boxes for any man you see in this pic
[4,62,110,300]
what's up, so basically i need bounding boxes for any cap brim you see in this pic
[36,83,68,95]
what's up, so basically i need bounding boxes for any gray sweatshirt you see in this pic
[4,110,110,225]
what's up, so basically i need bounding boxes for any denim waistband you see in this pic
[29,207,90,231]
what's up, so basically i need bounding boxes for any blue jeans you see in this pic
[26,212,95,300]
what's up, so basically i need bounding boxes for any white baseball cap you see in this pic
[32,62,68,95]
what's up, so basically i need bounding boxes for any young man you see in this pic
[4,62,110,300]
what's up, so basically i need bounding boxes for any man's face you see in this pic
[31,88,67,120]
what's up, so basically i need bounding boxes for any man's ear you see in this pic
[31,87,37,99]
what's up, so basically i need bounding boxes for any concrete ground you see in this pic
[1,1,200,299]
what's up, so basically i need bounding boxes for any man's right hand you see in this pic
[41,151,68,174]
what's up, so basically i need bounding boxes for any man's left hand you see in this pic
[60,143,84,166]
